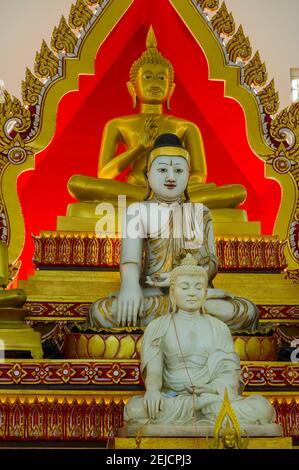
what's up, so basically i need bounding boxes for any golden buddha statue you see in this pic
[67,26,246,218]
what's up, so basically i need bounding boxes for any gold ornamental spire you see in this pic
[129,26,174,86]
[146,25,157,49]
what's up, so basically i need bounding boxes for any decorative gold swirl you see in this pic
[226,25,252,63]
[69,0,93,30]
[211,2,235,37]
[34,40,59,79]
[51,16,77,54]
[21,68,43,107]
[270,102,299,159]
[196,0,219,11]
[258,79,279,115]
[243,51,267,88]
[0,91,31,154]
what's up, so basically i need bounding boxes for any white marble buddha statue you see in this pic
[124,255,275,428]
[86,133,258,331]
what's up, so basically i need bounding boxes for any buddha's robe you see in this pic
[125,312,275,426]
[88,201,258,330]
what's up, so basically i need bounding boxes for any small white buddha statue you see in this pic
[124,254,275,429]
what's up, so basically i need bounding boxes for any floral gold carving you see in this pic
[69,0,93,30]
[51,16,77,54]
[243,51,267,88]
[34,40,59,79]
[211,2,235,37]
[21,68,43,107]
[258,79,279,115]
[270,102,299,160]
[196,0,219,11]
[226,25,252,63]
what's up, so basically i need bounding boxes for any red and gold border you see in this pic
[0,360,140,386]
[32,233,287,271]
[0,393,297,440]
[0,361,298,388]
[24,302,299,320]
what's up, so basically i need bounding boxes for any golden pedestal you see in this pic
[0,308,43,359]
[59,204,261,236]
[114,437,293,449]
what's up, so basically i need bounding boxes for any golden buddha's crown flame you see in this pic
[146,25,157,49]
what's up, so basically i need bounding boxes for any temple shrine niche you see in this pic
[0,0,298,448]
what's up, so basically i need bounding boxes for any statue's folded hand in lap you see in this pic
[87,133,258,331]
[124,255,275,428]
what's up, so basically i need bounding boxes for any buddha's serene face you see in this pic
[173,274,207,312]
[148,156,189,201]
[135,64,170,104]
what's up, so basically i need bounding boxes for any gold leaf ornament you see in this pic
[227,25,252,63]
[69,0,93,30]
[258,79,279,115]
[270,102,299,160]
[35,40,59,79]
[51,16,77,54]
[244,51,267,88]
[211,2,235,37]
[196,0,219,11]
[84,0,101,5]
[22,68,43,107]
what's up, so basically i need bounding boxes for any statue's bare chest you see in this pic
[162,316,212,358]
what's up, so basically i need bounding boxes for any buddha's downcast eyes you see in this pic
[143,72,154,80]
[142,71,167,81]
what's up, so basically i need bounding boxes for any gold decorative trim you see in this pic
[244,51,267,88]
[69,0,93,29]
[196,0,219,11]
[21,68,43,107]
[34,40,59,79]
[258,79,280,115]
[226,25,252,63]
[210,2,235,37]
[51,16,77,54]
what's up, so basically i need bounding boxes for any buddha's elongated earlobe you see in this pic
[127,81,137,109]
[166,83,176,111]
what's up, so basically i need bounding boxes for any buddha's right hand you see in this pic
[143,390,164,420]
[116,283,144,327]
[139,116,160,151]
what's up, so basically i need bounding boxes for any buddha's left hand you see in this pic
[146,272,170,288]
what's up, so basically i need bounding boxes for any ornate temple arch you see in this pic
[0,0,298,278]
